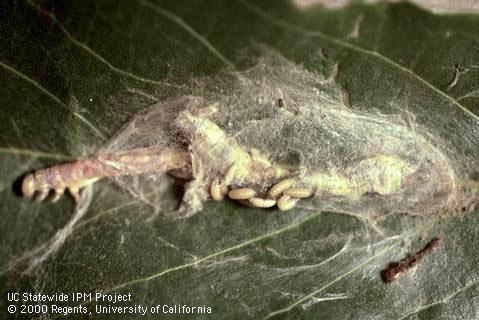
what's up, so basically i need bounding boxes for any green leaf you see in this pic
[1,1,478,319]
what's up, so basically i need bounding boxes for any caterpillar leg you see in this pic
[68,187,81,203]
[35,188,50,203]
[51,188,65,203]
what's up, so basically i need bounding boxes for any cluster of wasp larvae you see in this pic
[210,177,313,211]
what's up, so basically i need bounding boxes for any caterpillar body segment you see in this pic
[176,108,263,186]
[175,107,295,187]
[176,109,251,171]
[301,155,416,198]
[97,147,192,178]
[22,159,107,203]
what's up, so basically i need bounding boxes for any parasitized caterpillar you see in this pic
[20,50,479,217]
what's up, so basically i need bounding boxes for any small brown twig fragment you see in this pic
[381,237,443,283]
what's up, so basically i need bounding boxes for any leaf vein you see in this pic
[102,212,322,293]
[261,238,405,320]
[238,0,479,123]
[396,278,479,320]
[26,0,167,86]
[0,60,105,139]
[135,0,236,70]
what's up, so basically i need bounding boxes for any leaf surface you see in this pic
[1,1,478,319]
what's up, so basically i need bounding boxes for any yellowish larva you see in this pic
[283,187,313,198]
[228,188,256,200]
[267,178,297,198]
[277,195,299,211]
[248,197,276,208]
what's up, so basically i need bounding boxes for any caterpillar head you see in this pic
[22,173,36,198]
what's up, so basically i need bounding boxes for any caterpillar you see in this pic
[22,146,191,203]
[21,101,476,216]
[19,50,478,217]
